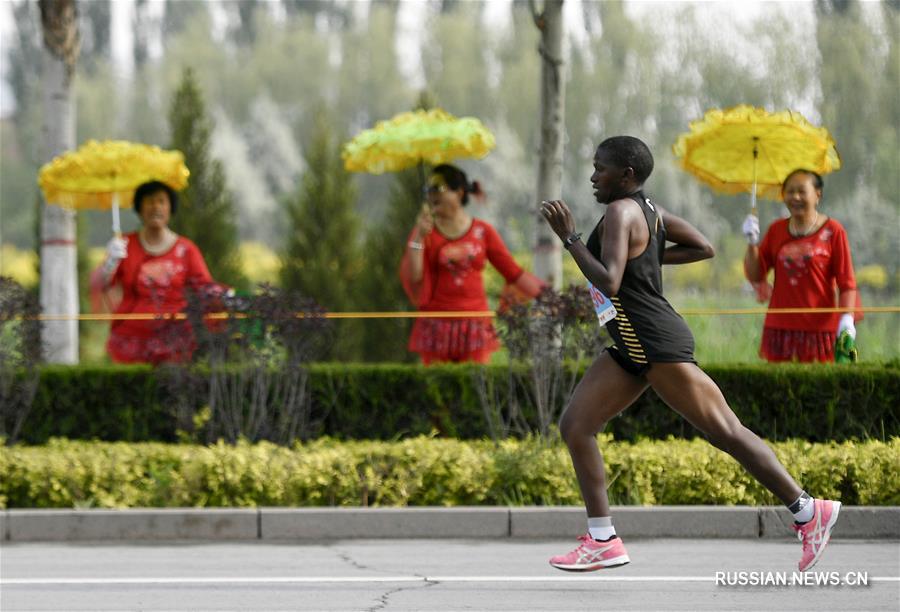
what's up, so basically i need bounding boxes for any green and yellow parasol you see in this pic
[342,108,495,175]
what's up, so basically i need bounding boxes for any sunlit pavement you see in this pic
[2,538,898,611]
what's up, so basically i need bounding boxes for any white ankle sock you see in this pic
[588,516,616,541]
[790,494,815,523]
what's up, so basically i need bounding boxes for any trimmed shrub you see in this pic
[17,362,900,444]
[1,437,897,509]
[26,365,172,442]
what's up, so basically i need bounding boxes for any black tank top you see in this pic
[585,191,695,365]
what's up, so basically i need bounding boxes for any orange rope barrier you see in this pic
[678,306,899,316]
[18,306,900,322]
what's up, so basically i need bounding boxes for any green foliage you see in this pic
[0,123,40,250]
[1,437,896,509]
[0,277,41,444]
[494,4,541,157]
[1,1,43,251]
[816,0,878,202]
[25,365,173,443]
[669,289,900,364]
[421,2,489,118]
[17,362,900,444]
[280,110,362,360]
[75,211,93,361]
[878,3,900,204]
[4,0,897,298]
[78,0,111,74]
[354,166,421,362]
[167,67,247,290]
[815,0,900,285]
[333,3,412,129]
[162,0,207,44]
[354,93,438,362]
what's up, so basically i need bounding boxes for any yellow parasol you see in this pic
[38,139,190,234]
[672,105,841,211]
[342,108,495,174]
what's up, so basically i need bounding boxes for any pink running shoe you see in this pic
[549,535,630,572]
[793,499,841,572]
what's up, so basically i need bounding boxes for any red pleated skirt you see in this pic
[107,320,196,364]
[409,317,500,365]
[760,327,836,363]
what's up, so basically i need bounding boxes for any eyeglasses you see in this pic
[424,174,450,197]
[423,184,448,197]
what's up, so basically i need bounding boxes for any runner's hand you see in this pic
[540,199,576,240]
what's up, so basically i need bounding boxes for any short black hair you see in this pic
[133,181,178,215]
[782,169,823,192]
[431,164,482,205]
[596,136,654,183]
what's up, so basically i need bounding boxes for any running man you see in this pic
[540,136,840,573]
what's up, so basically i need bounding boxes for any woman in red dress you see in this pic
[399,164,544,365]
[93,181,220,364]
[742,169,860,362]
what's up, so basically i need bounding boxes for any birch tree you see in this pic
[38,0,80,364]
[530,0,566,289]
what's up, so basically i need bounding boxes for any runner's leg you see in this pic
[560,351,649,516]
[645,362,802,504]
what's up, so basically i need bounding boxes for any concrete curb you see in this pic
[1,507,896,542]
[262,507,510,540]
[510,506,762,538]
[4,509,258,542]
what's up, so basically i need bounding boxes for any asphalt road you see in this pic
[1,538,898,611]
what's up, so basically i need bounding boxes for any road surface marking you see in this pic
[3,576,898,586]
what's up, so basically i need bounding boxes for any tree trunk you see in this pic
[39,0,80,364]
[531,0,566,289]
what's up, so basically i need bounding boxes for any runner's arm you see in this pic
[542,198,632,296]
[657,206,715,265]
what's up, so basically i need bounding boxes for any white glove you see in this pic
[742,214,760,246]
[101,236,128,276]
[837,313,856,339]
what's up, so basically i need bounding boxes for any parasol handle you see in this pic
[112,192,121,237]
[418,161,426,205]
[750,138,759,215]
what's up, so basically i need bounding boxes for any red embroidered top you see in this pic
[399,218,544,363]
[111,233,212,318]
[757,218,858,332]
[104,232,214,363]
[400,219,527,311]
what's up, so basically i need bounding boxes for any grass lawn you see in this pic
[670,289,899,364]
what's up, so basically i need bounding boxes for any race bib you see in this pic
[587,282,617,327]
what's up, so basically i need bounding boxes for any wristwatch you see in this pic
[563,232,582,249]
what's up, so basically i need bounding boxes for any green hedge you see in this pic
[12,362,900,444]
[1,437,897,508]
